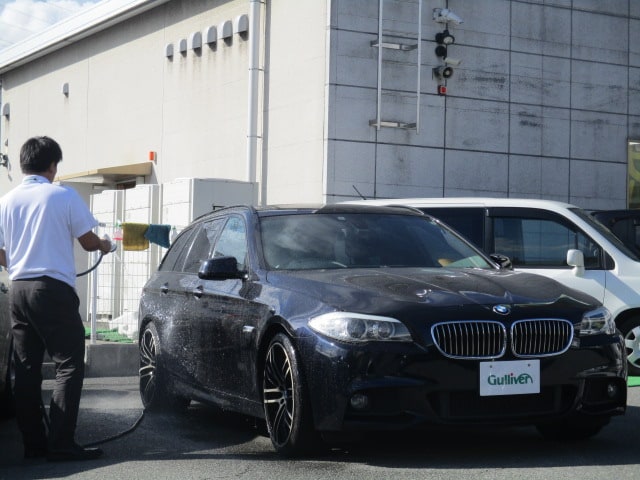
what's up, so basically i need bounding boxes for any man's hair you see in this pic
[20,136,63,174]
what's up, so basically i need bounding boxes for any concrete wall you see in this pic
[261,0,328,204]
[326,0,640,210]
[0,0,252,191]
[1,0,639,211]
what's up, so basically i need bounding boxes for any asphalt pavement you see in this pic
[1,377,639,480]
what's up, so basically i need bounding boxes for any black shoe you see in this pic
[47,443,103,462]
[24,445,48,459]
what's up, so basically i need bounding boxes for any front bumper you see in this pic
[298,333,627,432]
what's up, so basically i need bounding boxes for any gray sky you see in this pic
[0,0,100,50]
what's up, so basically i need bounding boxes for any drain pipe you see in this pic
[247,0,261,204]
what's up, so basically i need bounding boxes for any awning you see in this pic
[56,161,152,185]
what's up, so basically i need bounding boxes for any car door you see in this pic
[171,218,226,388]
[487,208,607,304]
[190,214,267,401]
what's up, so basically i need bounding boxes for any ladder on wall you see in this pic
[369,0,423,132]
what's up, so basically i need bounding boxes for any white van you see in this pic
[345,197,639,375]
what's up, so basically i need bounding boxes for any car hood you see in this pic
[265,267,597,314]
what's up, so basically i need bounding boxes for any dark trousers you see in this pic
[10,276,85,449]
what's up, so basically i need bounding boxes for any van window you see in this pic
[493,217,601,269]
[418,207,485,249]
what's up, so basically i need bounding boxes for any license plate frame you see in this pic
[479,359,540,396]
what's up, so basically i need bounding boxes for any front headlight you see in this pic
[580,306,615,335]
[309,312,412,343]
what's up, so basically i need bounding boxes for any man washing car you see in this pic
[0,136,113,461]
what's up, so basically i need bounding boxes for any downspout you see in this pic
[247,0,261,204]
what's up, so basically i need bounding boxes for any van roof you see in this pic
[343,197,579,210]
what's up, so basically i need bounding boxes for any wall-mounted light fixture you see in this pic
[433,65,454,80]
[62,82,69,97]
[1,103,9,119]
[435,29,455,45]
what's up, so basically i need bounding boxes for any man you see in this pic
[0,136,114,461]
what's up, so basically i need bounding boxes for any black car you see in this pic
[0,264,13,418]
[138,204,627,456]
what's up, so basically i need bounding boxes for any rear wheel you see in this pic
[139,322,190,412]
[619,316,640,376]
[262,333,320,457]
[536,415,609,441]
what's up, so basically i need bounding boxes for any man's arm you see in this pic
[78,231,113,255]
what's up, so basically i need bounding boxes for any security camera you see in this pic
[433,8,464,25]
[444,57,462,66]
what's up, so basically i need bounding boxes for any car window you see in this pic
[182,219,226,273]
[158,227,196,272]
[493,216,601,269]
[260,213,493,270]
[213,216,248,270]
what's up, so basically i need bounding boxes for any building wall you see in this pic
[1,0,639,212]
[325,0,640,209]
[0,0,254,192]
[261,0,329,204]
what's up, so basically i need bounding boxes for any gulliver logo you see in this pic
[487,372,534,385]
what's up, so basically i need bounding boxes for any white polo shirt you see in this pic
[0,175,98,288]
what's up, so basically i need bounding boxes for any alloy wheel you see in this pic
[263,342,294,448]
[139,327,158,407]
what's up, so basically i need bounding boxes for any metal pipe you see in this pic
[247,0,261,203]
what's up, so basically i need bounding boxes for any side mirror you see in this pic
[566,249,585,276]
[489,253,513,270]
[198,256,247,280]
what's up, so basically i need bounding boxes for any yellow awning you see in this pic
[56,162,152,185]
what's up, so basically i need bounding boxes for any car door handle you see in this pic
[160,284,169,294]
[0,283,7,294]
[192,286,203,298]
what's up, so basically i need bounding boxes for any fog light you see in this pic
[606,383,618,398]
[350,393,369,410]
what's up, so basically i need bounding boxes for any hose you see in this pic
[40,397,146,447]
[76,252,105,277]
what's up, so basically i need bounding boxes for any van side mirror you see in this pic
[198,256,247,280]
[489,253,512,270]
[566,249,585,276]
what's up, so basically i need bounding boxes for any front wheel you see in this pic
[262,333,320,457]
[619,316,640,376]
[139,322,190,412]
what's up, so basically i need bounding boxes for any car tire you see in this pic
[535,415,609,441]
[139,322,190,412]
[0,342,15,419]
[262,333,320,457]
[619,316,640,376]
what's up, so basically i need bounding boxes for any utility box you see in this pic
[161,178,257,233]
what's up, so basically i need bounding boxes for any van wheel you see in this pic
[619,316,640,376]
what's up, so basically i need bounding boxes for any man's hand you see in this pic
[100,234,117,254]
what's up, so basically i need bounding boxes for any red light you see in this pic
[438,85,447,95]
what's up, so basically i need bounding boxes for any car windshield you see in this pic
[259,212,494,270]
[571,208,640,261]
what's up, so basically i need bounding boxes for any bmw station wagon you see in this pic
[138,204,627,456]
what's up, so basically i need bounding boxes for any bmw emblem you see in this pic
[493,304,511,315]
